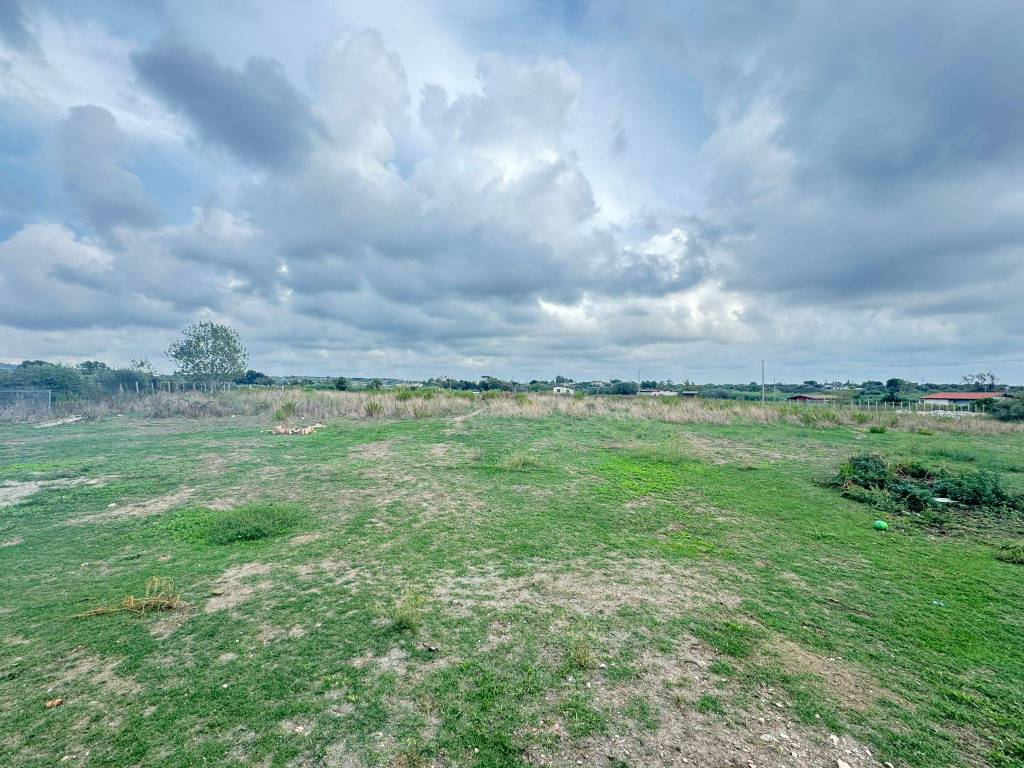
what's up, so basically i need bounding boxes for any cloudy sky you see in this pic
[2,1,1023,383]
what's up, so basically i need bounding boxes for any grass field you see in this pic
[1,396,1023,767]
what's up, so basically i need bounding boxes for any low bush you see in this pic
[204,504,300,545]
[868,425,887,434]
[995,543,1024,565]
[830,452,1021,527]
[274,400,298,421]
[988,396,1024,422]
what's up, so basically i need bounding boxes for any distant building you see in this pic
[552,386,575,395]
[920,392,1007,407]
[787,394,837,403]
[639,389,679,397]
[678,391,698,398]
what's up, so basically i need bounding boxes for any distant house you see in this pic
[678,391,698,398]
[639,389,679,397]
[552,386,575,395]
[920,392,1007,407]
[787,394,836,403]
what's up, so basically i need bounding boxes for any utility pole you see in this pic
[761,359,766,403]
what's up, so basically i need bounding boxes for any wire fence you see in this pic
[0,389,52,420]
[784,397,992,414]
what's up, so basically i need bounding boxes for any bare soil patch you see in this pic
[768,638,891,711]
[65,487,194,525]
[0,476,116,508]
[526,637,881,768]
[204,562,273,613]
[434,558,739,620]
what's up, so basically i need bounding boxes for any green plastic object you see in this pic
[874,520,889,531]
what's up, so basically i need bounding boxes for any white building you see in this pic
[552,386,575,395]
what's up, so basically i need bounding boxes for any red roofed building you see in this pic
[920,392,1008,406]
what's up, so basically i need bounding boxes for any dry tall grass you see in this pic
[5,388,1020,434]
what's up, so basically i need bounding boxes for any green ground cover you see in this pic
[1,411,1022,767]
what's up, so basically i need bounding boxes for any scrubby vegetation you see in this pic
[2,408,1024,767]
[830,452,1023,530]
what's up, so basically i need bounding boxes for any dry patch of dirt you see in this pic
[204,562,273,613]
[350,441,394,461]
[768,638,891,711]
[289,532,324,546]
[65,487,194,525]
[0,476,116,508]
[349,647,409,676]
[426,442,479,467]
[150,607,193,640]
[50,649,142,699]
[434,558,739,621]
[294,558,366,586]
[525,638,881,768]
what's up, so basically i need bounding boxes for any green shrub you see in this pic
[396,389,414,401]
[835,453,891,489]
[514,393,529,405]
[988,396,1024,422]
[933,470,1010,508]
[274,400,298,421]
[830,452,1020,526]
[868,425,887,434]
[995,544,1024,565]
[364,400,384,417]
[852,412,871,424]
[203,504,300,545]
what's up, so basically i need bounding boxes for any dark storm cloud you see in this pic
[665,0,1024,309]
[57,105,161,232]
[4,1,1024,380]
[132,41,320,168]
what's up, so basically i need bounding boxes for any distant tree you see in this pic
[366,378,383,391]
[129,358,155,374]
[77,361,109,374]
[554,375,572,385]
[988,396,1024,422]
[334,376,350,391]
[236,369,274,386]
[641,380,658,389]
[962,372,998,392]
[885,378,905,396]
[166,321,248,384]
[608,381,639,395]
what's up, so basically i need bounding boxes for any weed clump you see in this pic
[77,577,181,617]
[995,544,1024,565]
[830,453,1022,529]
[205,504,299,545]
[388,590,425,633]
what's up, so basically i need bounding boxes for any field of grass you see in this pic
[1,397,1023,767]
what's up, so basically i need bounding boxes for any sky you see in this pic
[2,0,1023,384]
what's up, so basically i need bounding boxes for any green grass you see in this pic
[0,412,1022,766]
